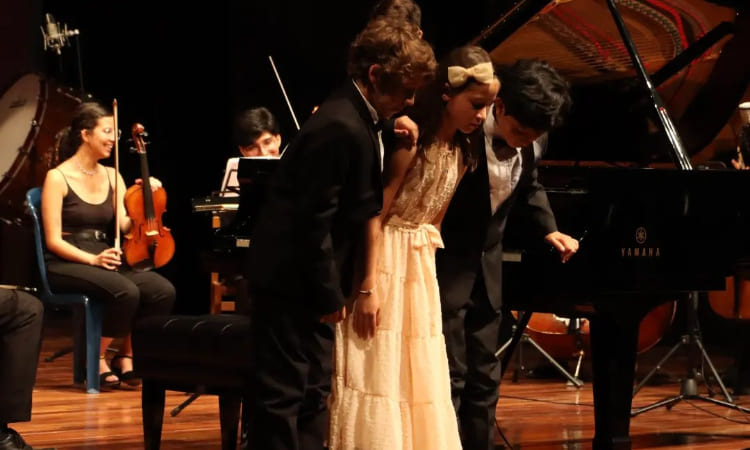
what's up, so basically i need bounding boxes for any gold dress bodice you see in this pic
[388,141,461,226]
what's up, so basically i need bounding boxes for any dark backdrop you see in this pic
[1,0,743,366]
[4,0,494,313]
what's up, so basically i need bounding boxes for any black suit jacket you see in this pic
[437,134,557,312]
[246,81,383,316]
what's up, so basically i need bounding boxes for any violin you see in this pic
[122,123,175,271]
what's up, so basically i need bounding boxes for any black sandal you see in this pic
[99,356,121,389]
[111,355,142,387]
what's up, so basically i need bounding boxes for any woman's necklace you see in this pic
[74,158,98,176]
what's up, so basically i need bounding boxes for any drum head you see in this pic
[0,74,40,183]
[0,73,81,218]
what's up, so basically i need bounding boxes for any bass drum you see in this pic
[0,73,82,219]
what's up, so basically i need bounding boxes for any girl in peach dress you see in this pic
[329,45,500,450]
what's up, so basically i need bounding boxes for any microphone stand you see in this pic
[74,32,85,94]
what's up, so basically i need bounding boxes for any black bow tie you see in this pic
[491,137,517,160]
[492,137,509,149]
[373,120,383,132]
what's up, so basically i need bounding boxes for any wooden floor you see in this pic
[12,312,750,450]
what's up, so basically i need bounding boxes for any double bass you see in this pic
[122,123,175,271]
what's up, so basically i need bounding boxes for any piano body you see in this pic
[466,0,750,448]
[193,158,279,313]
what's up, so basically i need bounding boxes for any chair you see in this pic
[25,187,104,393]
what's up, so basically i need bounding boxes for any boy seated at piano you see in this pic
[220,107,282,197]
[210,107,283,314]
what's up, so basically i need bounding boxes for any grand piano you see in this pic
[467,0,750,449]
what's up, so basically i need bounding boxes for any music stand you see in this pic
[631,291,750,416]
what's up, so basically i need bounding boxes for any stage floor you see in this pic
[12,311,750,450]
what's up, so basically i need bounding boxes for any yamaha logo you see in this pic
[621,226,660,258]
[635,227,647,244]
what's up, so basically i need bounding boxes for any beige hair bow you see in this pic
[447,62,495,87]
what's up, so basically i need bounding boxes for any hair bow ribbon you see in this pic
[447,62,494,87]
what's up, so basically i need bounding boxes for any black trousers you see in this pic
[47,262,175,337]
[0,289,43,424]
[248,295,334,450]
[442,273,502,450]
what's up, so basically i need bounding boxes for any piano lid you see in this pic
[463,0,750,164]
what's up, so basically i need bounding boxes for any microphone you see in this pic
[41,13,79,55]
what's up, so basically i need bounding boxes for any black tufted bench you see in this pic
[132,314,253,450]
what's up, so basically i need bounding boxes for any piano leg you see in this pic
[589,311,641,450]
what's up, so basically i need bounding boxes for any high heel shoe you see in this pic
[111,355,141,387]
[99,356,121,389]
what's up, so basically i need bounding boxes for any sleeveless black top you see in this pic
[55,169,114,255]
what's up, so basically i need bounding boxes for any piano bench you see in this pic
[132,314,253,450]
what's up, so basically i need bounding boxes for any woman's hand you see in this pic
[134,176,163,191]
[90,247,122,270]
[353,290,380,340]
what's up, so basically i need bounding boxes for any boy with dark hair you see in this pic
[437,58,578,450]
[233,106,282,157]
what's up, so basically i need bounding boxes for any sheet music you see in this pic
[219,157,241,197]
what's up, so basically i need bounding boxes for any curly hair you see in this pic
[369,0,422,36]
[347,18,436,95]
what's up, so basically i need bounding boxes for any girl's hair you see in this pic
[408,45,495,169]
[369,0,422,36]
[57,102,112,161]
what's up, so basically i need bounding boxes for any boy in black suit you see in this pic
[436,59,578,450]
[245,19,436,450]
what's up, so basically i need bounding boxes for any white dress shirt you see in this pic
[483,106,523,214]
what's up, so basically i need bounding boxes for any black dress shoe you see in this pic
[0,428,33,450]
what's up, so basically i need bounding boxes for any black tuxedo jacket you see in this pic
[246,81,383,316]
[437,135,557,312]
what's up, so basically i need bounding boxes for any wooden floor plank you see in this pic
[11,313,750,449]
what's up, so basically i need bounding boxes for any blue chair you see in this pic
[26,187,104,393]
